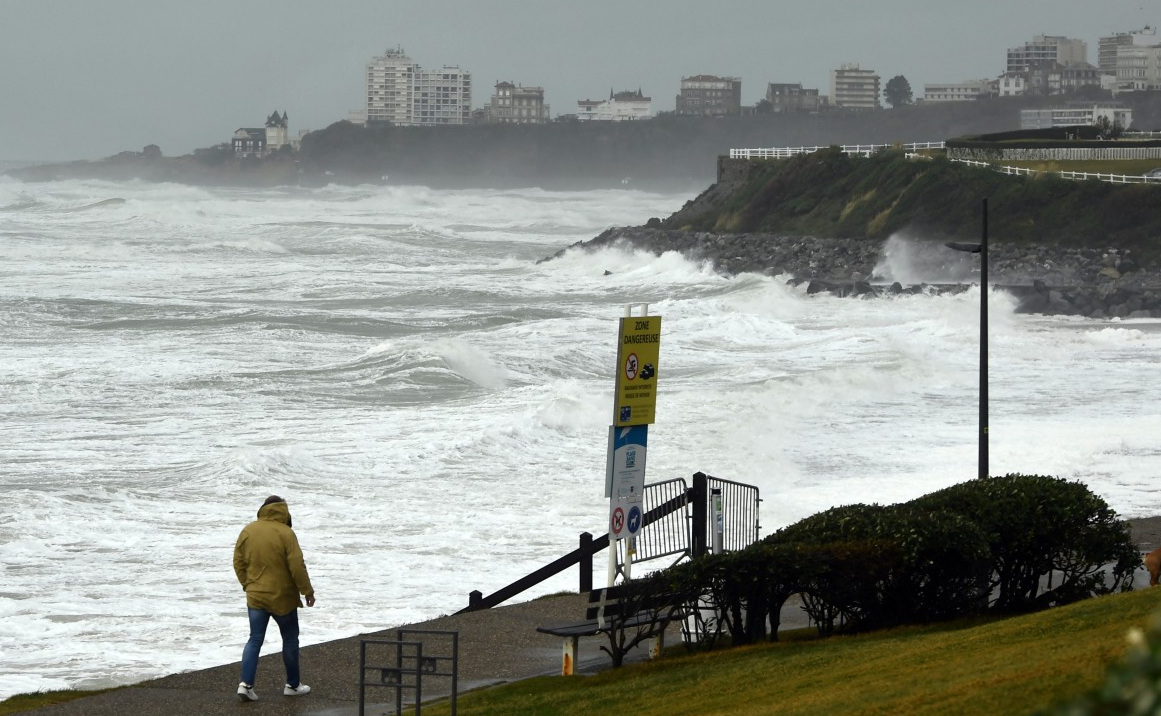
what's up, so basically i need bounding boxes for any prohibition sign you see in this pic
[611,506,626,535]
[624,353,639,381]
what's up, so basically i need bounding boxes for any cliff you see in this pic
[551,149,1161,318]
[662,147,1161,257]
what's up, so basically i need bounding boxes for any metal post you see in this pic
[711,488,724,554]
[979,198,989,480]
[945,198,990,481]
[579,532,593,593]
[359,641,366,716]
[691,472,708,557]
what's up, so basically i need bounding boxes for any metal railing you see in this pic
[622,477,691,563]
[706,474,762,552]
[460,472,761,612]
[359,630,459,716]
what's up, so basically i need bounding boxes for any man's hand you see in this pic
[306,595,316,607]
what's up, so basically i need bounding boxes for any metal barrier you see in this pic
[359,630,459,716]
[621,477,692,564]
[705,474,762,553]
[461,472,762,612]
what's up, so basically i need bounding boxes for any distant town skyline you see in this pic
[0,0,1155,162]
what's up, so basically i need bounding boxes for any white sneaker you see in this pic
[237,682,258,701]
[284,683,311,696]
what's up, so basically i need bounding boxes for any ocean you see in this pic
[2,175,1160,699]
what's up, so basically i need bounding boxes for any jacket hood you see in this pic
[258,501,292,526]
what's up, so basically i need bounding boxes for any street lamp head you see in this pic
[946,241,983,254]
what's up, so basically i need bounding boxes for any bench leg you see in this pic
[650,630,664,660]
[562,636,578,676]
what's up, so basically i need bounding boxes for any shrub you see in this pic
[766,503,992,632]
[909,474,1138,612]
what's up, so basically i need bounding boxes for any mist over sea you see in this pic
[2,175,1160,699]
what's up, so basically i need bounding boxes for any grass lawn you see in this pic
[420,588,1161,716]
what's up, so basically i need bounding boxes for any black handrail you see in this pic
[458,474,707,613]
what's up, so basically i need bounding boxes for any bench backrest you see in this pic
[584,584,683,622]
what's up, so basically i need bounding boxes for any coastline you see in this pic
[557,227,1161,318]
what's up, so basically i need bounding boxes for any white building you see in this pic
[998,74,1027,97]
[1115,43,1161,91]
[265,110,289,150]
[483,82,551,124]
[1019,105,1133,130]
[1099,27,1158,73]
[830,64,880,110]
[922,80,990,103]
[1006,35,1088,73]
[577,89,652,121]
[365,47,472,126]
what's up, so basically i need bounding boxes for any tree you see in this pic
[754,98,773,114]
[1094,115,1125,140]
[883,75,913,108]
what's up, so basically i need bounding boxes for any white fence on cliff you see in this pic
[948,158,1161,184]
[728,142,1161,185]
[729,142,945,159]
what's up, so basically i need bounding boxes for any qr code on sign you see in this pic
[625,449,636,469]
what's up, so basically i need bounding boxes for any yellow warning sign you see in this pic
[613,315,661,426]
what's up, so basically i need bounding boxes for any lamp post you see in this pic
[946,198,988,480]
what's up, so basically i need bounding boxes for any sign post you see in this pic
[605,304,661,587]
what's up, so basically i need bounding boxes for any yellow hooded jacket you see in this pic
[233,501,314,615]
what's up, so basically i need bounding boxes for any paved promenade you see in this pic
[19,518,1161,716]
[17,592,688,716]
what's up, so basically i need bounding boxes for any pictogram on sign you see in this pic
[627,506,642,534]
[624,353,638,381]
[611,507,625,535]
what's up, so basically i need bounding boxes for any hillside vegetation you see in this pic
[664,148,1161,260]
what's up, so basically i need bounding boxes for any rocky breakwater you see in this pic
[548,227,1161,319]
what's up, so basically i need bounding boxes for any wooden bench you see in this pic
[536,583,689,675]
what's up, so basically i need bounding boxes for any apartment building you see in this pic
[1018,60,1103,95]
[1020,105,1133,130]
[922,80,990,103]
[1006,35,1087,73]
[830,64,880,110]
[675,75,742,116]
[764,83,821,112]
[1099,27,1157,73]
[366,47,472,126]
[576,89,652,121]
[1115,43,1161,91]
[482,82,551,124]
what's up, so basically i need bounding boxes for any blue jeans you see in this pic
[240,607,300,687]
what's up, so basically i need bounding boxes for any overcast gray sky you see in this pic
[1,0,1155,161]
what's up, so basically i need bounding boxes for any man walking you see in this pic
[233,495,316,702]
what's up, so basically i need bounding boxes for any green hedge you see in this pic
[662,474,1137,645]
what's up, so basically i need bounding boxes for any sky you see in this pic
[1,0,1156,162]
